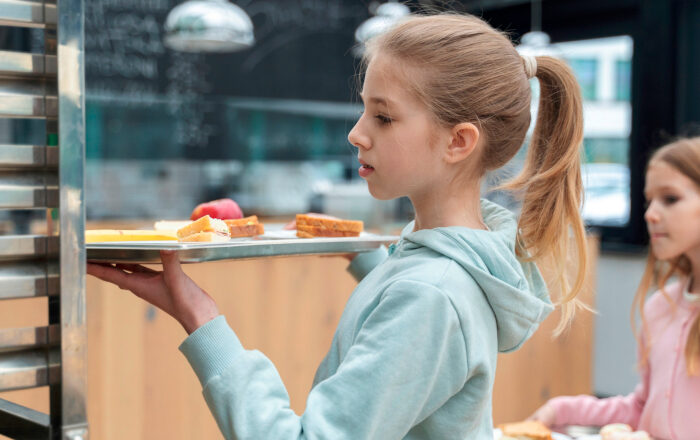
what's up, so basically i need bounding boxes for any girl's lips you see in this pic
[358,164,374,178]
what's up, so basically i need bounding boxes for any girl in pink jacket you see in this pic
[531,137,700,440]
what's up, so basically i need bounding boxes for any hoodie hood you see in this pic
[398,199,553,352]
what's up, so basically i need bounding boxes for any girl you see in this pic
[88,13,588,439]
[530,137,700,440]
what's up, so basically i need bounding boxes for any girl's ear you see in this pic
[445,122,480,164]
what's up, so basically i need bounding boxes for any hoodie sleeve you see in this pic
[548,377,647,428]
[548,337,649,428]
[346,246,388,281]
[179,280,468,440]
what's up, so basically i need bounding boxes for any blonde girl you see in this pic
[531,137,700,440]
[89,13,587,439]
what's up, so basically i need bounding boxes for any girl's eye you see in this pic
[375,114,392,125]
[662,195,679,205]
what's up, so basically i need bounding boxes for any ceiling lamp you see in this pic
[164,0,255,53]
[516,0,558,58]
[353,1,410,55]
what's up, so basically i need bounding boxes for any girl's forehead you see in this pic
[364,59,403,90]
[362,57,422,105]
[646,161,697,192]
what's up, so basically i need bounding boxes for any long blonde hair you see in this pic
[633,136,700,375]
[362,14,587,334]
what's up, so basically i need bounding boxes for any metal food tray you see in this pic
[86,228,398,264]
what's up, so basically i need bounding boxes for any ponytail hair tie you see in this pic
[522,55,537,79]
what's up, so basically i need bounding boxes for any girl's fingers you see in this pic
[115,263,159,274]
[87,262,115,277]
[86,263,133,290]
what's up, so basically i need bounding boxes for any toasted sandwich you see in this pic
[499,421,553,440]
[295,214,363,238]
[224,216,265,238]
[176,215,230,243]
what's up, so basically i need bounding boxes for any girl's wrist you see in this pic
[180,303,220,334]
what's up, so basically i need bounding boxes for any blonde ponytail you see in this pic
[501,56,588,335]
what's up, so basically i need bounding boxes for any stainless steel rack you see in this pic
[0,0,88,438]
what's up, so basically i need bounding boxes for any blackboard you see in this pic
[84,0,372,156]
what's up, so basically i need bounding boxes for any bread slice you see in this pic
[296,225,361,238]
[499,421,552,440]
[86,230,178,243]
[177,215,230,242]
[295,214,363,238]
[224,216,265,238]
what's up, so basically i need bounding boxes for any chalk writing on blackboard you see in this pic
[86,0,216,147]
[166,52,216,148]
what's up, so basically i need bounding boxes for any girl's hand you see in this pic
[527,402,556,427]
[87,250,219,334]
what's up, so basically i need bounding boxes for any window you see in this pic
[567,58,598,100]
[487,36,634,229]
[616,60,632,101]
[558,37,633,228]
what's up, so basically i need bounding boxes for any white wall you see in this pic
[593,252,648,396]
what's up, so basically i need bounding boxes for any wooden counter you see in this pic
[0,235,597,439]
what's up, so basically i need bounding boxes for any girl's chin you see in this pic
[651,247,681,261]
[367,185,399,201]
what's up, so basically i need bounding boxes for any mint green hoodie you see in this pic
[180,199,552,439]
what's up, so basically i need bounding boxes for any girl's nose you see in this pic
[348,120,370,150]
[644,203,659,224]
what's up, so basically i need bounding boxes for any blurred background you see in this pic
[1,0,699,436]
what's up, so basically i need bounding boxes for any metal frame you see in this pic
[56,0,87,435]
[0,0,87,438]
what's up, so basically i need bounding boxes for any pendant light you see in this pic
[353,1,410,56]
[516,0,558,58]
[164,0,255,53]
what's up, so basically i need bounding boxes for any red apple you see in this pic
[190,198,243,221]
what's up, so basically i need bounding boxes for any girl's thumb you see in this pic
[160,250,182,272]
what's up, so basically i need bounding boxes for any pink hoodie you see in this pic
[548,280,700,440]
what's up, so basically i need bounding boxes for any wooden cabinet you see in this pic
[1,237,597,439]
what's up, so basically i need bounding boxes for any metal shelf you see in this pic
[0,0,57,28]
[0,77,58,119]
[0,144,59,169]
[0,50,57,77]
[0,325,60,352]
[0,172,59,209]
[0,235,59,261]
[0,262,59,299]
[0,349,58,392]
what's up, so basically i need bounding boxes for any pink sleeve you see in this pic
[549,345,650,428]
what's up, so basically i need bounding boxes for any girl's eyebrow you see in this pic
[359,94,394,107]
[645,185,681,196]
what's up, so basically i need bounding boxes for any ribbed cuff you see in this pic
[347,246,388,281]
[179,315,244,387]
